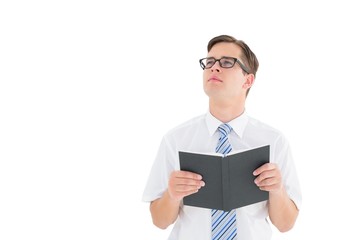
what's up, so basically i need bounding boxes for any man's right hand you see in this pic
[167,170,205,202]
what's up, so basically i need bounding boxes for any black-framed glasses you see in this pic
[199,56,250,73]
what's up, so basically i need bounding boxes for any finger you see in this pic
[258,183,282,192]
[169,187,199,201]
[176,170,203,180]
[175,184,202,192]
[256,177,279,187]
[254,169,277,185]
[182,189,200,197]
[253,163,276,176]
[173,171,205,187]
[176,178,205,187]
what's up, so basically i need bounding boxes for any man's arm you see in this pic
[150,190,181,229]
[268,186,299,232]
[150,170,205,229]
[254,163,299,232]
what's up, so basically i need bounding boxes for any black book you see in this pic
[179,145,269,211]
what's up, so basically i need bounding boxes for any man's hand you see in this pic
[253,163,283,193]
[168,170,205,201]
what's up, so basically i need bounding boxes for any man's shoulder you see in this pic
[246,115,284,137]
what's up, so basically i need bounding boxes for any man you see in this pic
[142,35,301,239]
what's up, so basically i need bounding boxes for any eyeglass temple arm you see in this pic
[236,59,250,74]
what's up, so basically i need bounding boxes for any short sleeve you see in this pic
[273,134,302,210]
[142,136,177,202]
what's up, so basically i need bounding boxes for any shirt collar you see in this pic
[205,110,248,138]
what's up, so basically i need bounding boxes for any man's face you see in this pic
[203,42,251,101]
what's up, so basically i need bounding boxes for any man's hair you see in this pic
[207,35,259,78]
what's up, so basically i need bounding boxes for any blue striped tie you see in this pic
[211,123,237,240]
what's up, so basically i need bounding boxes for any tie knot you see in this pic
[218,123,232,137]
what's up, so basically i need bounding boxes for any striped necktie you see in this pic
[211,123,237,240]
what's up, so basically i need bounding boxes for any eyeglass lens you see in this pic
[202,57,236,69]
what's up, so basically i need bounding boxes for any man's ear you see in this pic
[243,74,255,90]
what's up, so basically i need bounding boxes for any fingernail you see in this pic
[201,181,205,187]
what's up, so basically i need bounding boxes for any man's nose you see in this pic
[210,61,221,72]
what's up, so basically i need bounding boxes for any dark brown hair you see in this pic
[207,35,259,78]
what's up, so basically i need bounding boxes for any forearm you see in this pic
[150,190,181,229]
[268,187,299,232]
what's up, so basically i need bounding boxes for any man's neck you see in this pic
[209,98,245,123]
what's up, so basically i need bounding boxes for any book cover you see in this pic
[179,145,269,211]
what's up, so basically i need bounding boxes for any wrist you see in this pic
[166,189,182,205]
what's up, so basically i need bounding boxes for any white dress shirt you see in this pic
[142,111,302,240]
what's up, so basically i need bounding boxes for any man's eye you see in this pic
[206,60,215,66]
[221,60,233,67]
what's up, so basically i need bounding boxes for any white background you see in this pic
[1,0,359,239]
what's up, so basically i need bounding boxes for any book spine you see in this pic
[222,156,231,211]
